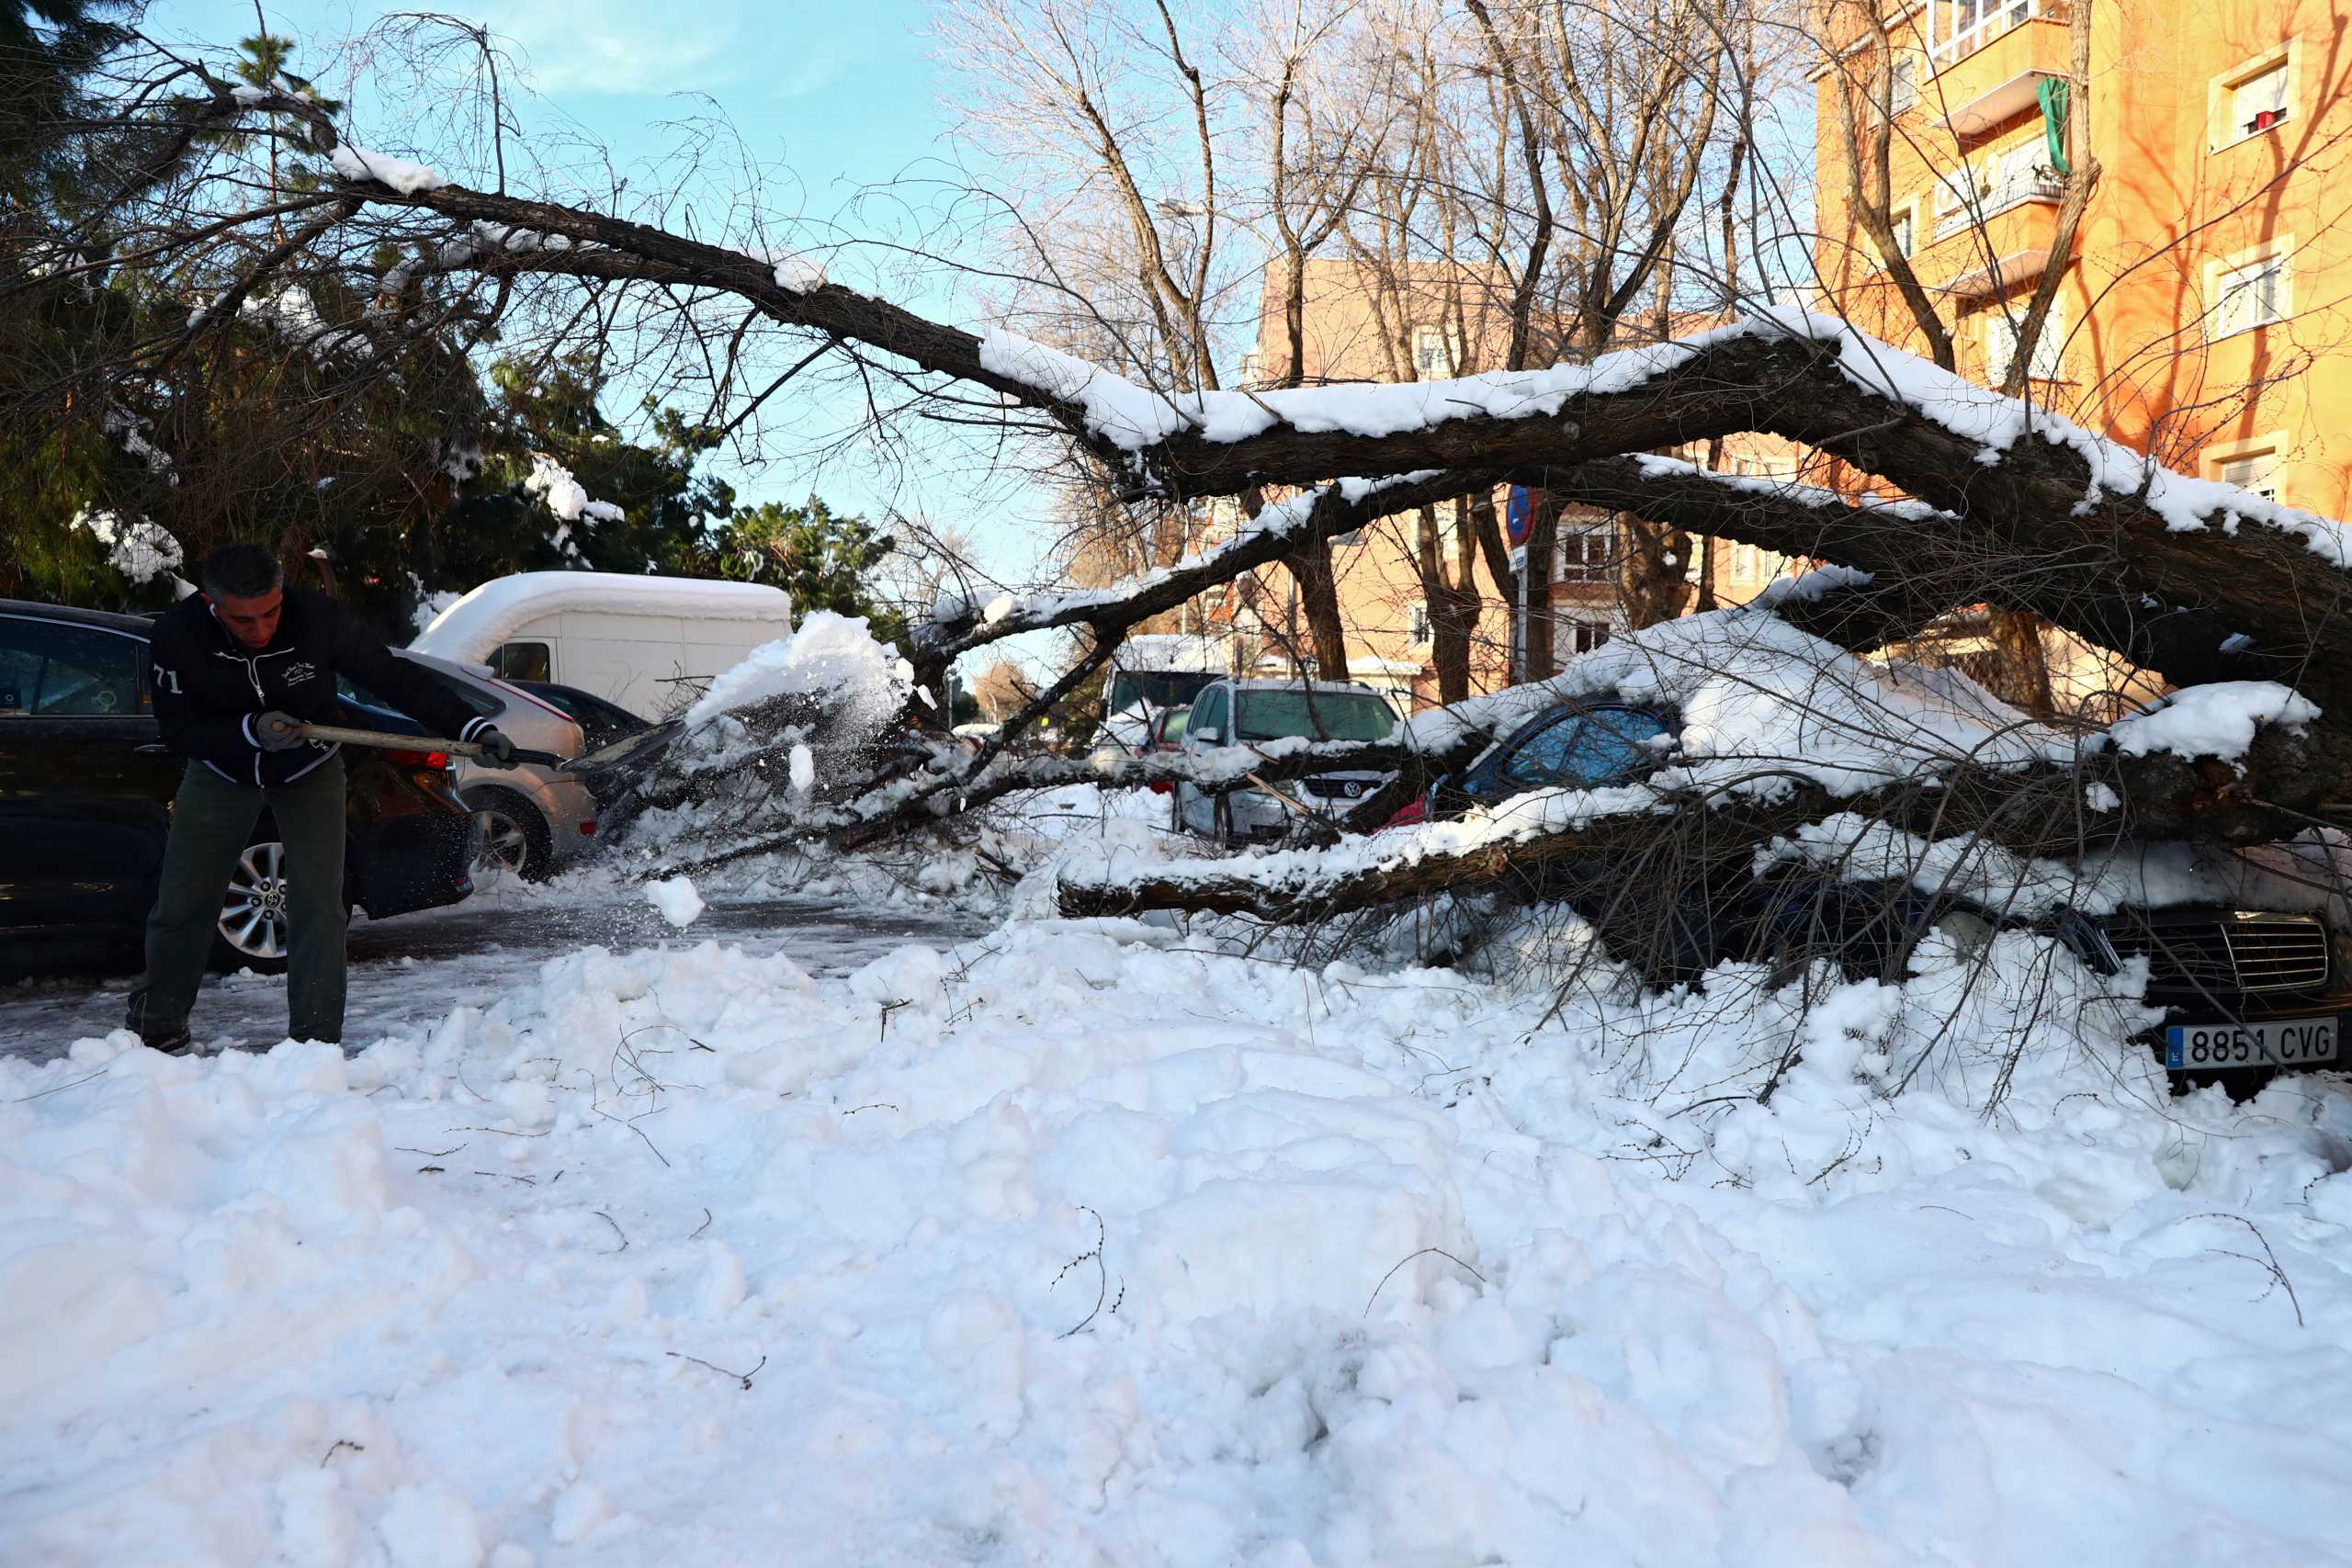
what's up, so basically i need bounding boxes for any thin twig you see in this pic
[10,1069,107,1103]
[320,1439,365,1469]
[1363,1247,1487,1318]
[2190,1213,2305,1326]
[666,1350,765,1390]
[690,1207,713,1240]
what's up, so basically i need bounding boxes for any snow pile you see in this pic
[522,454,626,532]
[736,243,829,293]
[2106,681,2321,761]
[644,875,704,927]
[71,509,182,584]
[223,283,373,363]
[5,916,2349,1565]
[683,610,910,731]
[328,143,447,195]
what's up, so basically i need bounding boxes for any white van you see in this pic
[1100,633,1228,751]
[411,572,792,719]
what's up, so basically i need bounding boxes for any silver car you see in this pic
[339,651,597,878]
[1171,678,1400,842]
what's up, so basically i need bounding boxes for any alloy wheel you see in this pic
[473,805,532,875]
[220,841,291,961]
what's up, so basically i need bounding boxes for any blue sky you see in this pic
[153,0,956,196]
[149,0,1061,626]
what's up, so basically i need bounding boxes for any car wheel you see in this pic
[465,786,553,880]
[212,839,293,975]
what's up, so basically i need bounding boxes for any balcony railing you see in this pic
[1932,165,2064,239]
[1928,0,2058,67]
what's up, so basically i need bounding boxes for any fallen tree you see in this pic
[22,47,2352,943]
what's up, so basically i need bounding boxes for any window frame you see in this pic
[2203,432,2290,505]
[2206,239,2294,342]
[2209,45,2299,154]
[0,612,152,721]
[1983,295,2067,384]
[1408,323,1463,378]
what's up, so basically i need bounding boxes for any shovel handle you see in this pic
[290,721,567,770]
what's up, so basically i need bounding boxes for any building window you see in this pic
[1984,299,2065,383]
[1567,619,1611,656]
[1890,209,1915,258]
[1560,526,1615,582]
[1889,53,1919,115]
[1928,0,2042,65]
[2211,250,2290,340]
[2212,448,2283,502]
[1409,604,1432,644]
[1410,324,1460,378]
[2211,49,2297,152]
[2233,62,2289,134]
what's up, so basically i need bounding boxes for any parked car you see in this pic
[1171,679,1400,841]
[1138,704,1191,795]
[1100,634,1225,751]
[1409,695,2352,1077]
[0,599,478,976]
[336,651,594,880]
[516,680,652,753]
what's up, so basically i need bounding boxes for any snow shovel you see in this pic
[288,720,571,770]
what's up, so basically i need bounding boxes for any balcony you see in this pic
[1927,2,2070,135]
[1931,164,2064,242]
[1927,0,2066,69]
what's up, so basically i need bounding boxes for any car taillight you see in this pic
[386,748,449,768]
[580,820,597,835]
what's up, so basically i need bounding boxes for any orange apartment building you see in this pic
[1814,0,2352,512]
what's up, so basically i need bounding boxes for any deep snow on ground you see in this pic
[6,847,2352,1564]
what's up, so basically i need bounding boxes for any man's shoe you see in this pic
[139,1026,194,1055]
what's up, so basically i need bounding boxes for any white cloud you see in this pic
[476,0,846,98]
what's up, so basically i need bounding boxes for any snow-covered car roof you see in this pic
[411,571,792,663]
[1112,634,1227,672]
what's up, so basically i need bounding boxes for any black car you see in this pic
[1416,697,2352,1076]
[514,681,651,753]
[0,599,480,977]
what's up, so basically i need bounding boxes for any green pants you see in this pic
[133,755,348,1044]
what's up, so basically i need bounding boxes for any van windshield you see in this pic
[1108,670,1218,713]
[1235,690,1397,743]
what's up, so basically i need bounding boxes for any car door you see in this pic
[0,613,179,938]
[1177,685,1229,833]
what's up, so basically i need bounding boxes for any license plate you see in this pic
[2165,1017,2339,1069]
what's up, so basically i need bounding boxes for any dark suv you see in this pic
[0,599,479,977]
[1415,697,2352,1076]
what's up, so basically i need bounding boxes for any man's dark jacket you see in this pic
[148,584,491,787]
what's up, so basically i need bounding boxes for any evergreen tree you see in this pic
[707,496,903,644]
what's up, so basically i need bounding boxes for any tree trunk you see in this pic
[1283,533,1350,682]
[1523,491,1561,682]
[1618,516,1694,629]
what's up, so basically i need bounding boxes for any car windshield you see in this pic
[1108,670,1218,713]
[1158,707,1190,745]
[1235,690,1397,743]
